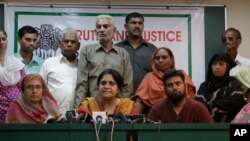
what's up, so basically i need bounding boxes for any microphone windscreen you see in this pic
[96,115,103,123]
[113,112,127,123]
[46,118,57,123]
[77,107,90,114]
[65,110,76,121]
[132,114,145,123]
[76,107,93,123]
[59,118,67,123]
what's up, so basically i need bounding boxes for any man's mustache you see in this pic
[225,45,232,51]
[133,28,140,31]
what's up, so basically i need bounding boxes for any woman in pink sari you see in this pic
[5,74,60,123]
[0,28,26,123]
[135,47,196,114]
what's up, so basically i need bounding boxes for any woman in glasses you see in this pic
[5,74,61,123]
[0,28,26,123]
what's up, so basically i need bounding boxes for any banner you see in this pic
[5,4,205,87]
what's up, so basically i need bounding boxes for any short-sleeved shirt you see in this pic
[147,99,214,123]
[39,54,78,116]
[116,39,156,94]
[14,51,43,74]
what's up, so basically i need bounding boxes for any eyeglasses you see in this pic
[222,36,234,42]
[24,85,43,90]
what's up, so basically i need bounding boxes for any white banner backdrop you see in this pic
[5,4,205,88]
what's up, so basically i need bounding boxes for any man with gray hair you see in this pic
[39,28,80,115]
[74,15,133,108]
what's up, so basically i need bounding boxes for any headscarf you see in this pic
[199,52,236,93]
[0,29,24,86]
[0,56,24,86]
[7,74,60,123]
[136,47,195,106]
[235,65,250,88]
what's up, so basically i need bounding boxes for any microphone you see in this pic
[46,114,60,123]
[92,111,107,124]
[46,118,58,123]
[76,107,92,123]
[145,117,161,124]
[96,115,103,123]
[46,117,67,123]
[65,110,77,122]
[131,114,145,123]
[113,112,127,123]
[107,116,114,123]
[59,118,68,123]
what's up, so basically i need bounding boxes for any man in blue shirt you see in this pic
[15,25,43,74]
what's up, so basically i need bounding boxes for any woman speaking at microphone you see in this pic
[5,74,61,123]
[77,69,137,116]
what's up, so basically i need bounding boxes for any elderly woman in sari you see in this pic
[5,74,61,123]
[232,102,250,123]
[0,28,25,123]
[196,52,246,122]
[78,69,137,116]
[135,47,196,114]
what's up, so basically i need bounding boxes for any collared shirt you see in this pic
[230,53,250,76]
[39,54,78,116]
[116,38,157,94]
[14,51,43,74]
[74,43,133,108]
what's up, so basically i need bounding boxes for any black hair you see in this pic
[0,27,7,37]
[206,52,236,81]
[18,25,38,38]
[97,69,123,90]
[222,27,242,41]
[162,69,185,85]
[125,12,144,24]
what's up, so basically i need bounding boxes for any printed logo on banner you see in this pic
[35,24,62,60]
[230,124,250,141]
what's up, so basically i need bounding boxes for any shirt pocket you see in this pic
[103,63,123,75]
[136,53,151,72]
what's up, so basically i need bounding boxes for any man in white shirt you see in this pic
[39,28,80,116]
[222,27,250,76]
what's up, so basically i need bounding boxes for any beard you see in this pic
[225,45,231,51]
[167,91,185,103]
[224,45,236,52]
